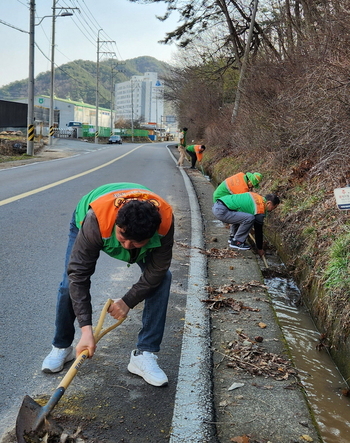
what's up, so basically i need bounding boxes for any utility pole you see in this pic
[49,0,57,147]
[110,65,115,136]
[49,2,77,145]
[95,29,102,144]
[110,61,125,135]
[95,30,115,144]
[131,79,134,142]
[231,0,259,123]
[110,62,118,136]
[27,0,35,156]
[153,81,164,140]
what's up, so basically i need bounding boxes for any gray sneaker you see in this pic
[127,350,168,387]
[229,240,251,250]
[42,345,75,373]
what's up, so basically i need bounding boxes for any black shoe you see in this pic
[227,236,234,244]
[229,240,250,250]
[190,167,195,169]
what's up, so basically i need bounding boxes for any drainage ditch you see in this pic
[262,255,350,443]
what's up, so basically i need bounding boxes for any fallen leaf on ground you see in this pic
[201,247,239,258]
[202,295,260,312]
[228,382,245,391]
[301,435,313,442]
[224,334,298,379]
[230,435,250,443]
[206,281,265,295]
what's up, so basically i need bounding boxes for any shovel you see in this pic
[16,298,125,442]
[248,233,269,268]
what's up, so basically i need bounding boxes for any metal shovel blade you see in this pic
[15,395,63,443]
[15,300,124,442]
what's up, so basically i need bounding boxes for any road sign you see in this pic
[334,187,350,210]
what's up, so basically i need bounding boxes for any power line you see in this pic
[33,42,113,104]
[59,0,97,45]
[54,0,124,65]
[67,0,123,60]
[16,0,28,7]
[0,18,28,34]
[76,0,103,32]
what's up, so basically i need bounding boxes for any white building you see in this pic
[115,72,165,127]
[17,95,114,131]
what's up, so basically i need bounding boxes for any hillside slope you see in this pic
[0,56,170,108]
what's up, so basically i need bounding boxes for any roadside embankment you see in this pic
[201,145,350,386]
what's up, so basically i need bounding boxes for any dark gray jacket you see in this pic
[67,210,174,327]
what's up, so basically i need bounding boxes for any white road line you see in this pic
[0,145,143,207]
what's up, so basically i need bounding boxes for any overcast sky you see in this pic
[0,0,180,88]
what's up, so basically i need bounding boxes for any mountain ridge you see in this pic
[0,56,171,108]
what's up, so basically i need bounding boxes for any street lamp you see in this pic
[34,4,75,148]
[49,1,76,147]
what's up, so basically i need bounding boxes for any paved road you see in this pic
[0,140,214,441]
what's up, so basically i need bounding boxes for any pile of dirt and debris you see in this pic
[0,134,46,157]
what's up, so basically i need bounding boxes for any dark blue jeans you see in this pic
[53,212,172,353]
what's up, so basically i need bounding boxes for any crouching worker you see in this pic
[212,192,280,256]
[42,183,174,387]
[213,171,263,244]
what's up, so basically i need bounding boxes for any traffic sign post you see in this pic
[334,187,350,210]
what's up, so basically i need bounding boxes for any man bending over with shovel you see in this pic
[42,183,174,387]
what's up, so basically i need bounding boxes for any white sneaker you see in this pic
[127,350,168,387]
[42,345,75,373]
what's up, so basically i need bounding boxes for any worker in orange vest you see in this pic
[186,144,206,169]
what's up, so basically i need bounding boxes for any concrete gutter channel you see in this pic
[169,145,321,443]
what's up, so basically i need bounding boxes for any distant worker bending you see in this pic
[186,144,206,169]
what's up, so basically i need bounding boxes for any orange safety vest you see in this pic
[83,187,172,239]
[250,192,266,214]
[225,172,249,194]
[194,145,204,161]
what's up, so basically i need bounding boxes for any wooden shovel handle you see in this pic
[248,233,269,268]
[57,299,125,390]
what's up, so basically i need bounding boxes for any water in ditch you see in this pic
[262,256,350,443]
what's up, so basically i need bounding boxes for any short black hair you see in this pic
[201,145,206,150]
[265,194,280,206]
[116,200,161,242]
